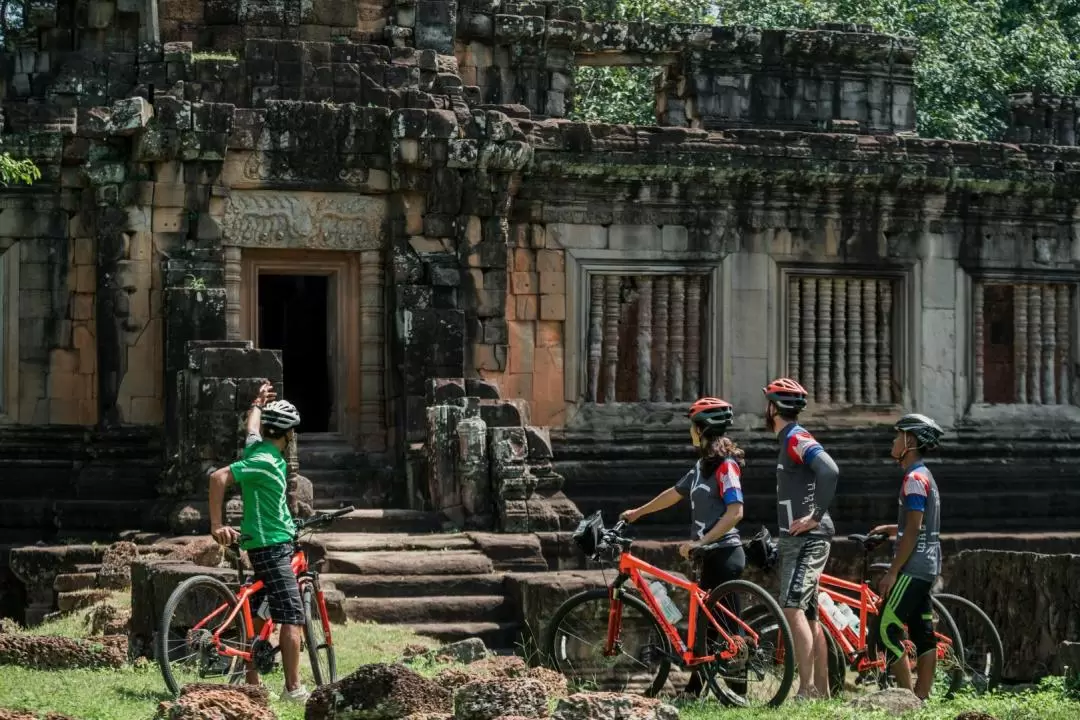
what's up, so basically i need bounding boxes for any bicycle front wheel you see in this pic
[700,579,796,708]
[302,583,337,686]
[158,575,250,696]
[933,593,1003,694]
[545,588,672,697]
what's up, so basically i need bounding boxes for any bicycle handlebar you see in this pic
[226,505,356,550]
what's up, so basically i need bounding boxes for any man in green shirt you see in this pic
[209,381,308,703]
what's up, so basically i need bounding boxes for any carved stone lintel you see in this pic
[602,275,621,404]
[221,191,387,251]
[1015,284,1029,404]
[817,278,832,403]
[637,277,654,402]
[833,279,847,404]
[790,277,801,382]
[1043,285,1057,405]
[652,277,670,402]
[1057,284,1071,405]
[1029,285,1042,404]
[685,276,702,398]
[862,280,878,404]
[878,280,893,404]
[973,282,985,404]
[669,276,686,402]
[848,279,862,403]
[586,274,604,403]
[801,278,817,397]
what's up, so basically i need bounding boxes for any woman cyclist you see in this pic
[620,397,747,697]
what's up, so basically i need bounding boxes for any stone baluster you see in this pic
[973,282,984,403]
[833,279,847,404]
[1043,285,1057,404]
[637,277,653,402]
[586,275,604,402]
[224,246,242,340]
[1029,285,1042,404]
[816,278,832,403]
[685,276,702,398]
[878,280,893,403]
[862,280,878,404]
[1057,284,1071,404]
[603,275,621,404]
[1015,284,1028,404]
[789,278,801,382]
[801,278,817,397]
[669,276,686,401]
[847,280,862,403]
[652,276,670,402]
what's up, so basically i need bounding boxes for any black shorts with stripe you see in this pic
[248,542,306,626]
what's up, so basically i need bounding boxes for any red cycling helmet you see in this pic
[762,378,808,413]
[688,397,734,432]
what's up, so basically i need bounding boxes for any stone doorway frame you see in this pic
[237,249,362,444]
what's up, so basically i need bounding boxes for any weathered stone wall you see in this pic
[1007,92,1080,146]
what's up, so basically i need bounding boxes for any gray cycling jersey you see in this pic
[895,462,941,581]
[674,458,744,546]
[775,423,837,539]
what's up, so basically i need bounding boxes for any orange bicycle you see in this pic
[806,531,967,697]
[545,512,795,707]
[156,506,354,695]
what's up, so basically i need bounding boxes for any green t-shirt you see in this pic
[229,433,295,551]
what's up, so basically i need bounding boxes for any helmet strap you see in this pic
[891,433,915,464]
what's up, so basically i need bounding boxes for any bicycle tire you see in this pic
[701,579,795,708]
[158,575,249,696]
[301,583,337,686]
[933,593,1003,693]
[823,625,847,698]
[545,588,672,697]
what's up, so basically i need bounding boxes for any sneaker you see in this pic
[281,685,311,704]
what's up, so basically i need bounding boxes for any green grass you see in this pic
[2,597,1079,720]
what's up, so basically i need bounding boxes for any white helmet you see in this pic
[261,400,301,431]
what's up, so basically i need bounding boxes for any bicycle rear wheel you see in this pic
[301,583,337,686]
[158,575,250,696]
[545,588,672,697]
[933,593,1003,693]
[873,596,965,699]
[700,579,796,708]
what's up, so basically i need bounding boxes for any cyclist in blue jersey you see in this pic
[869,413,944,701]
[763,377,839,700]
[622,397,746,697]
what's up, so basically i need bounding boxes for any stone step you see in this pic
[324,550,494,575]
[297,443,363,470]
[406,622,520,650]
[343,595,512,624]
[321,573,506,598]
[56,588,111,613]
[312,497,368,511]
[54,572,98,593]
[331,509,442,534]
[313,533,474,553]
[467,533,549,572]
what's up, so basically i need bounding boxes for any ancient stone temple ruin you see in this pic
[2,0,1080,604]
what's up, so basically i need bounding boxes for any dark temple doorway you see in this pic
[257,274,334,433]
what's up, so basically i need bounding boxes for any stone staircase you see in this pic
[298,437,396,512]
[310,529,547,651]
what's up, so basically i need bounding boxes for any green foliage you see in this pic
[571,0,1080,140]
[0,153,40,187]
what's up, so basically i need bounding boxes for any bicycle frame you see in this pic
[607,550,761,668]
[190,547,333,662]
[818,571,954,673]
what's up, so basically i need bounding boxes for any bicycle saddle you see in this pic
[847,533,889,551]
[869,562,892,572]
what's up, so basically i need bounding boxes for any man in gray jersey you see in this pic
[763,377,840,699]
[870,413,944,701]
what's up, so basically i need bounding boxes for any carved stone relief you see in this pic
[221,191,388,251]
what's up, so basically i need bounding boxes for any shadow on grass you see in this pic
[114,686,172,704]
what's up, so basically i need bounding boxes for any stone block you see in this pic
[511,271,537,295]
[547,223,606,250]
[921,257,956,310]
[508,321,535,375]
[540,294,565,321]
[536,249,563,273]
[539,271,564,295]
[516,296,538,320]
[608,224,662,251]
[152,207,188,234]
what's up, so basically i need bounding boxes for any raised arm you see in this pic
[622,487,683,523]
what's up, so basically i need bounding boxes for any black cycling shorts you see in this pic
[879,574,935,664]
[248,542,305,627]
